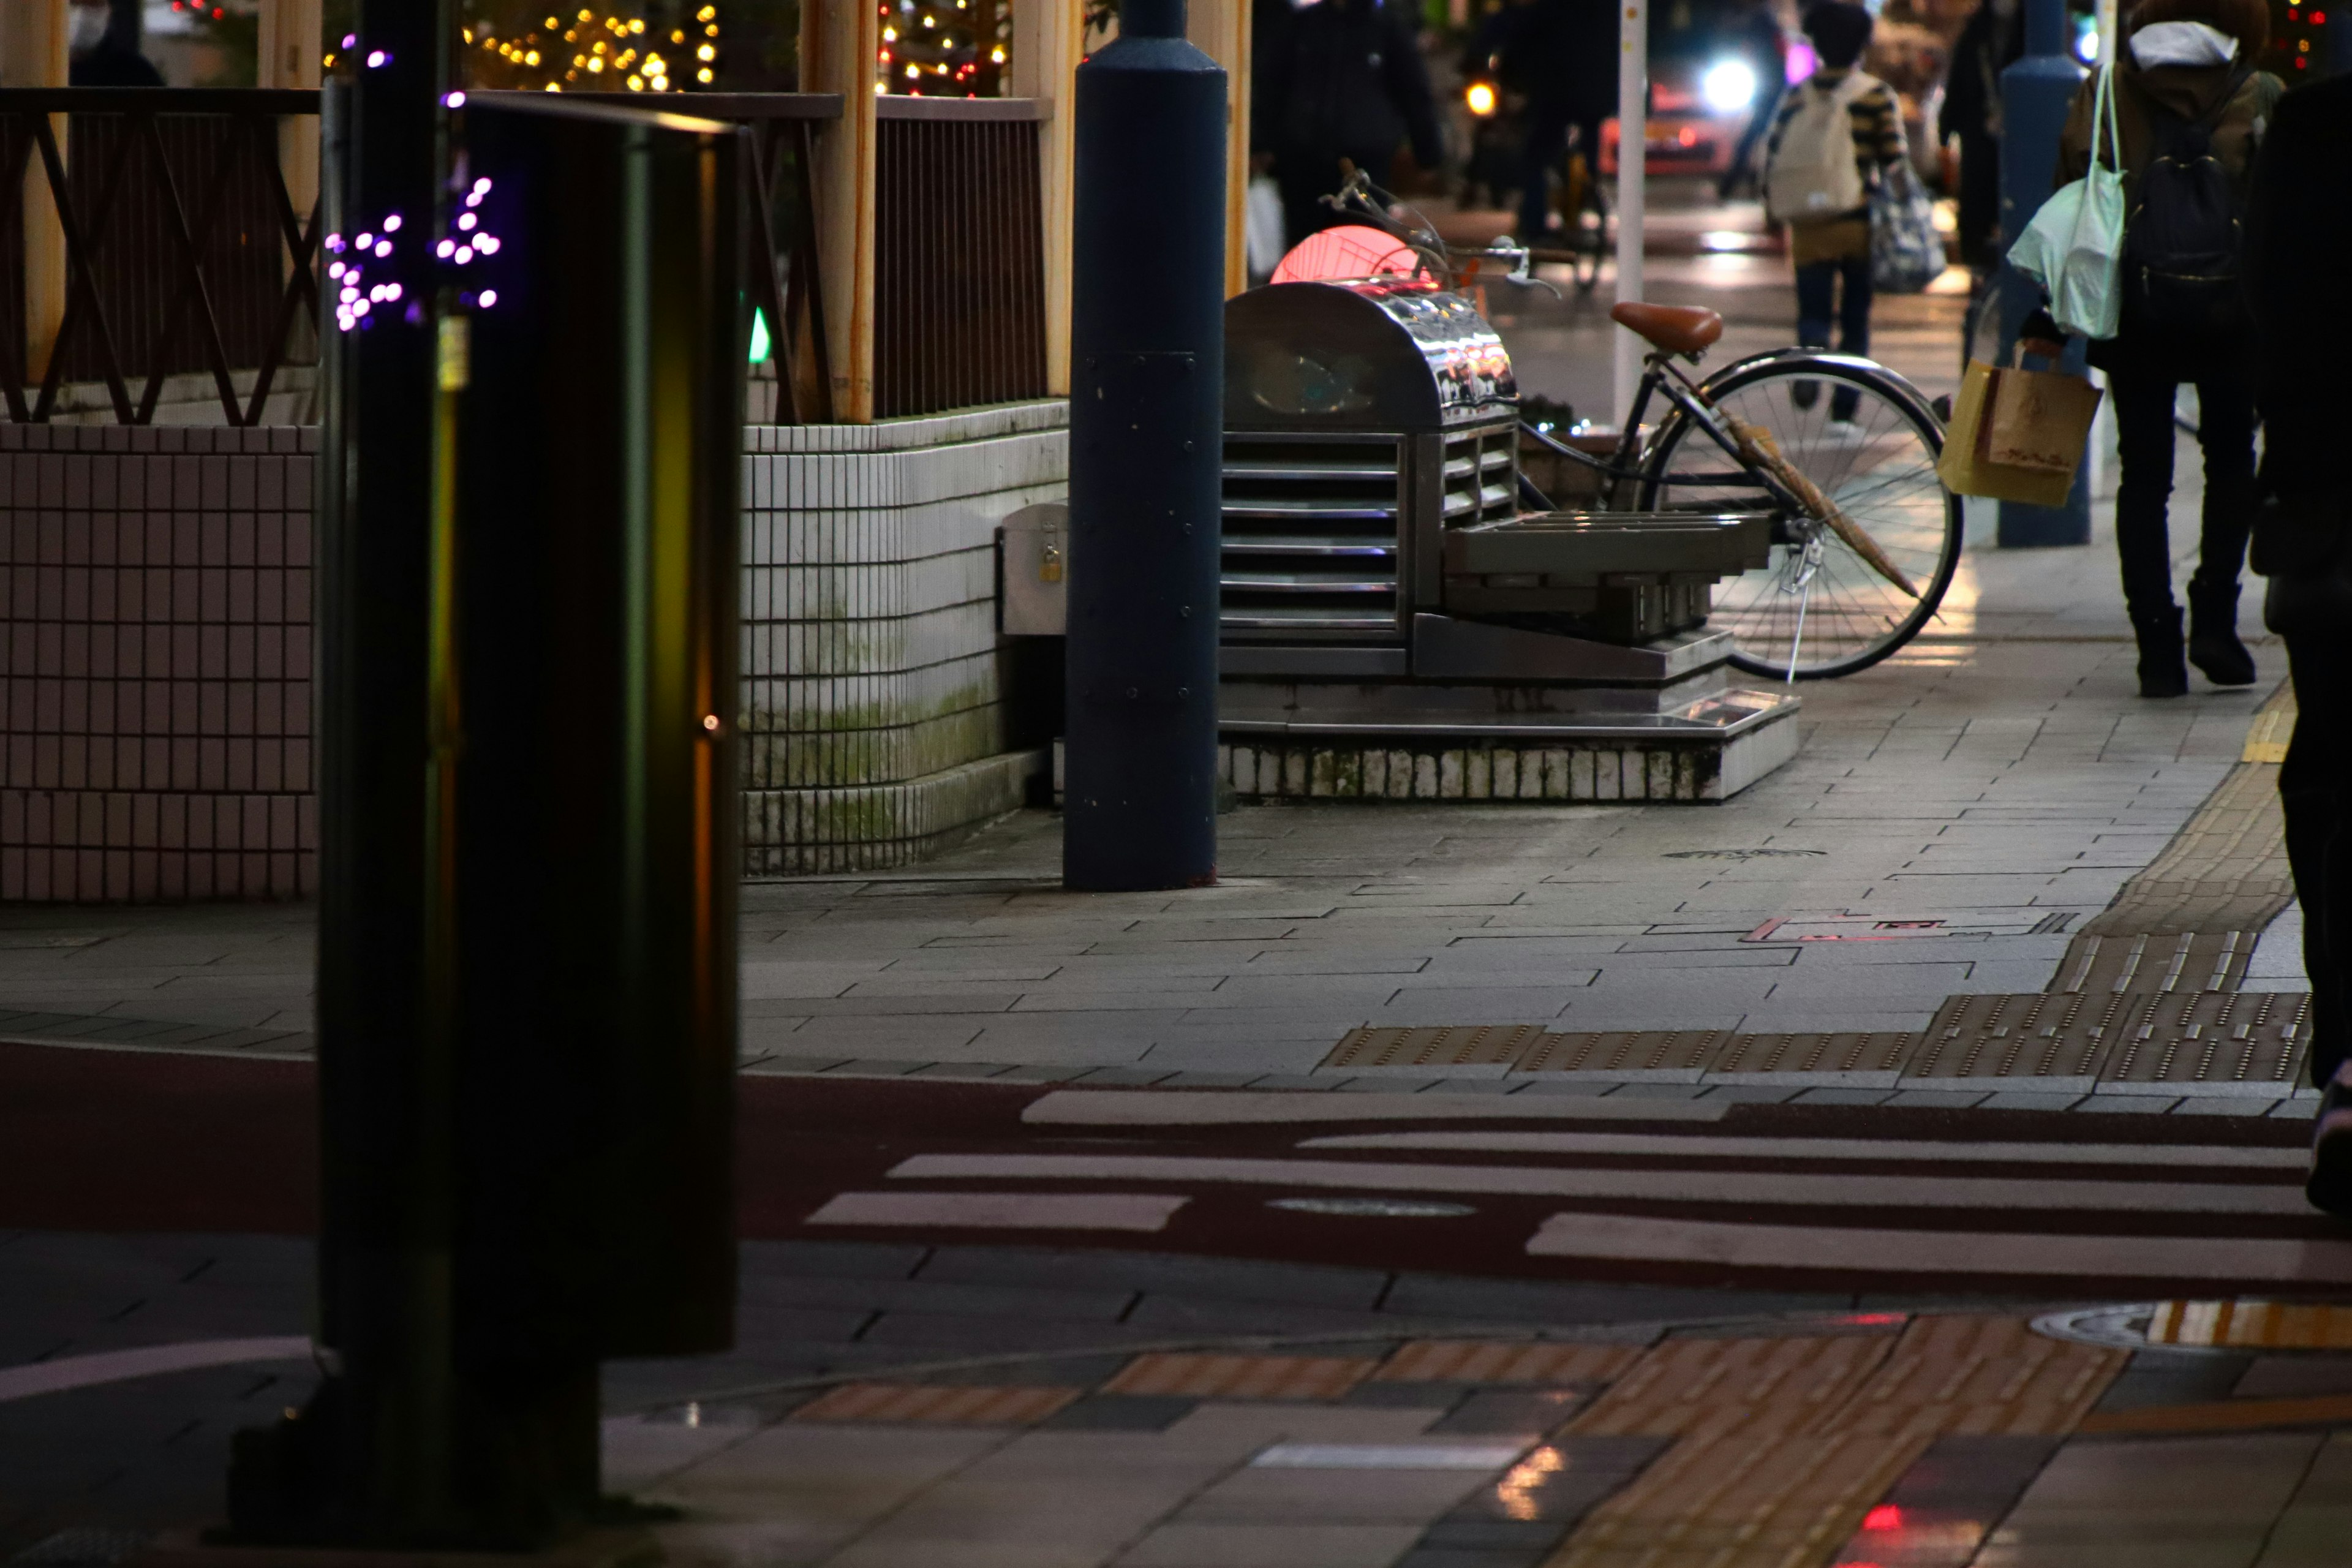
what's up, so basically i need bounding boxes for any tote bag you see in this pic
[2007,64,2125,339]
[1870,160,1944,293]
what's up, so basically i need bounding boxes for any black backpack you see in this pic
[2123,66,2253,347]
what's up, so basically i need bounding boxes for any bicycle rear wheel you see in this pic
[1639,353,1960,680]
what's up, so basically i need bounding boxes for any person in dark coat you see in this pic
[2246,71,2352,1214]
[1255,0,1446,243]
[1717,0,1788,200]
[2021,0,2280,699]
[1496,0,1618,242]
[1937,0,2023,270]
[68,0,164,88]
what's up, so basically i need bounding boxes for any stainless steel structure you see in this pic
[1218,279,1800,762]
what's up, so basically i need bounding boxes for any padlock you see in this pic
[1040,532,1063,584]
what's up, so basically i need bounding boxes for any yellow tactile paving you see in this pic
[1547,1316,2131,1568]
[788,1382,1081,1425]
[1566,1332,1898,1439]
[1544,1429,1932,1568]
[1101,1352,1378,1401]
[1375,1340,1646,1385]
[1322,1023,1551,1071]
[1833,1315,2125,1438]
[2147,1298,2352,1350]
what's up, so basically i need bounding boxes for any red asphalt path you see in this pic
[8,1042,2343,1296]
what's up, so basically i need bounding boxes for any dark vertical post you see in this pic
[1062,0,1226,892]
[310,0,456,1542]
[1994,0,2092,547]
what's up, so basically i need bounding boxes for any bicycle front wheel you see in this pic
[1640,353,1961,680]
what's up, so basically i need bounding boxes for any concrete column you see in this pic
[801,0,877,421]
[260,0,323,237]
[2,0,69,385]
[1012,0,1082,393]
[1612,0,1646,428]
[1185,0,1250,298]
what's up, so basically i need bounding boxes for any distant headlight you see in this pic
[1466,80,1498,116]
[1701,59,1758,114]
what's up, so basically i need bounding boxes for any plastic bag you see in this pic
[1869,160,1944,294]
[2007,64,2125,339]
[1245,176,1286,282]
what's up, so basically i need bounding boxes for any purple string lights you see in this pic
[326,213,406,333]
[327,175,503,333]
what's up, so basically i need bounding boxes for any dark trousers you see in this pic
[1276,149,1393,246]
[2108,368,2257,617]
[1795,256,1871,420]
[2282,625,2352,1089]
[1518,107,1603,243]
[1721,89,1781,197]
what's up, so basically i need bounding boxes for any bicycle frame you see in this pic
[1522,351,1794,503]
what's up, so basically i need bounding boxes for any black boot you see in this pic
[2132,603,2189,698]
[2187,575,2258,687]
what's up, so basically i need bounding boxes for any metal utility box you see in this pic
[1218,279,1798,795]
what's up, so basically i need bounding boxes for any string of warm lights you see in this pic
[434,5,723,92]
[876,0,1008,95]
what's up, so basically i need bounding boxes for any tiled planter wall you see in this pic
[741,401,1065,873]
[0,401,1066,899]
[0,424,316,902]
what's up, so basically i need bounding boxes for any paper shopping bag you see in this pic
[1936,358,2100,507]
[1983,361,2102,475]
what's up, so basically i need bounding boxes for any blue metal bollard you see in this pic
[1063,0,1227,891]
[1994,0,2092,547]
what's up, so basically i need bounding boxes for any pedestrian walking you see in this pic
[1487,0,1616,244]
[1938,0,2024,271]
[2245,70,2352,1213]
[2021,0,2279,699]
[1718,0,1789,201]
[1762,2,1907,424]
[1254,0,1446,244]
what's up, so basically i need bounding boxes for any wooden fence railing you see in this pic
[0,89,321,426]
[1,87,1052,426]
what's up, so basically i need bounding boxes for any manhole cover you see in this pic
[1267,1197,1476,1218]
[1662,848,1826,861]
[2035,1300,2352,1353]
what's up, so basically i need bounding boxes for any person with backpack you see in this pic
[1763,3,1909,426]
[2019,0,2281,698]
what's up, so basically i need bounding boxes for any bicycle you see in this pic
[1542,138,1608,295]
[1317,173,1962,680]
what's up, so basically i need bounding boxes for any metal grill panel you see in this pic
[1220,431,1404,638]
[872,115,1047,418]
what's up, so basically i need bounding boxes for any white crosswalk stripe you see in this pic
[876,1120,2342,1286]
[888,1152,2310,1215]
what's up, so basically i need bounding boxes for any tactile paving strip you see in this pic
[1904,990,2309,1093]
[1834,1316,2124,1438]
[2049,930,2258,997]
[1707,1031,1918,1084]
[1322,1023,1550,1072]
[789,1383,1082,1425]
[2147,1299,2352,1351]
[1512,1029,1731,1081]
[1101,1352,1377,1401]
[1377,1340,1646,1385]
[1544,1428,1932,1568]
[1567,1332,1898,1440]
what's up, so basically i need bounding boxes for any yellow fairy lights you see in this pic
[461,5,711,93]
